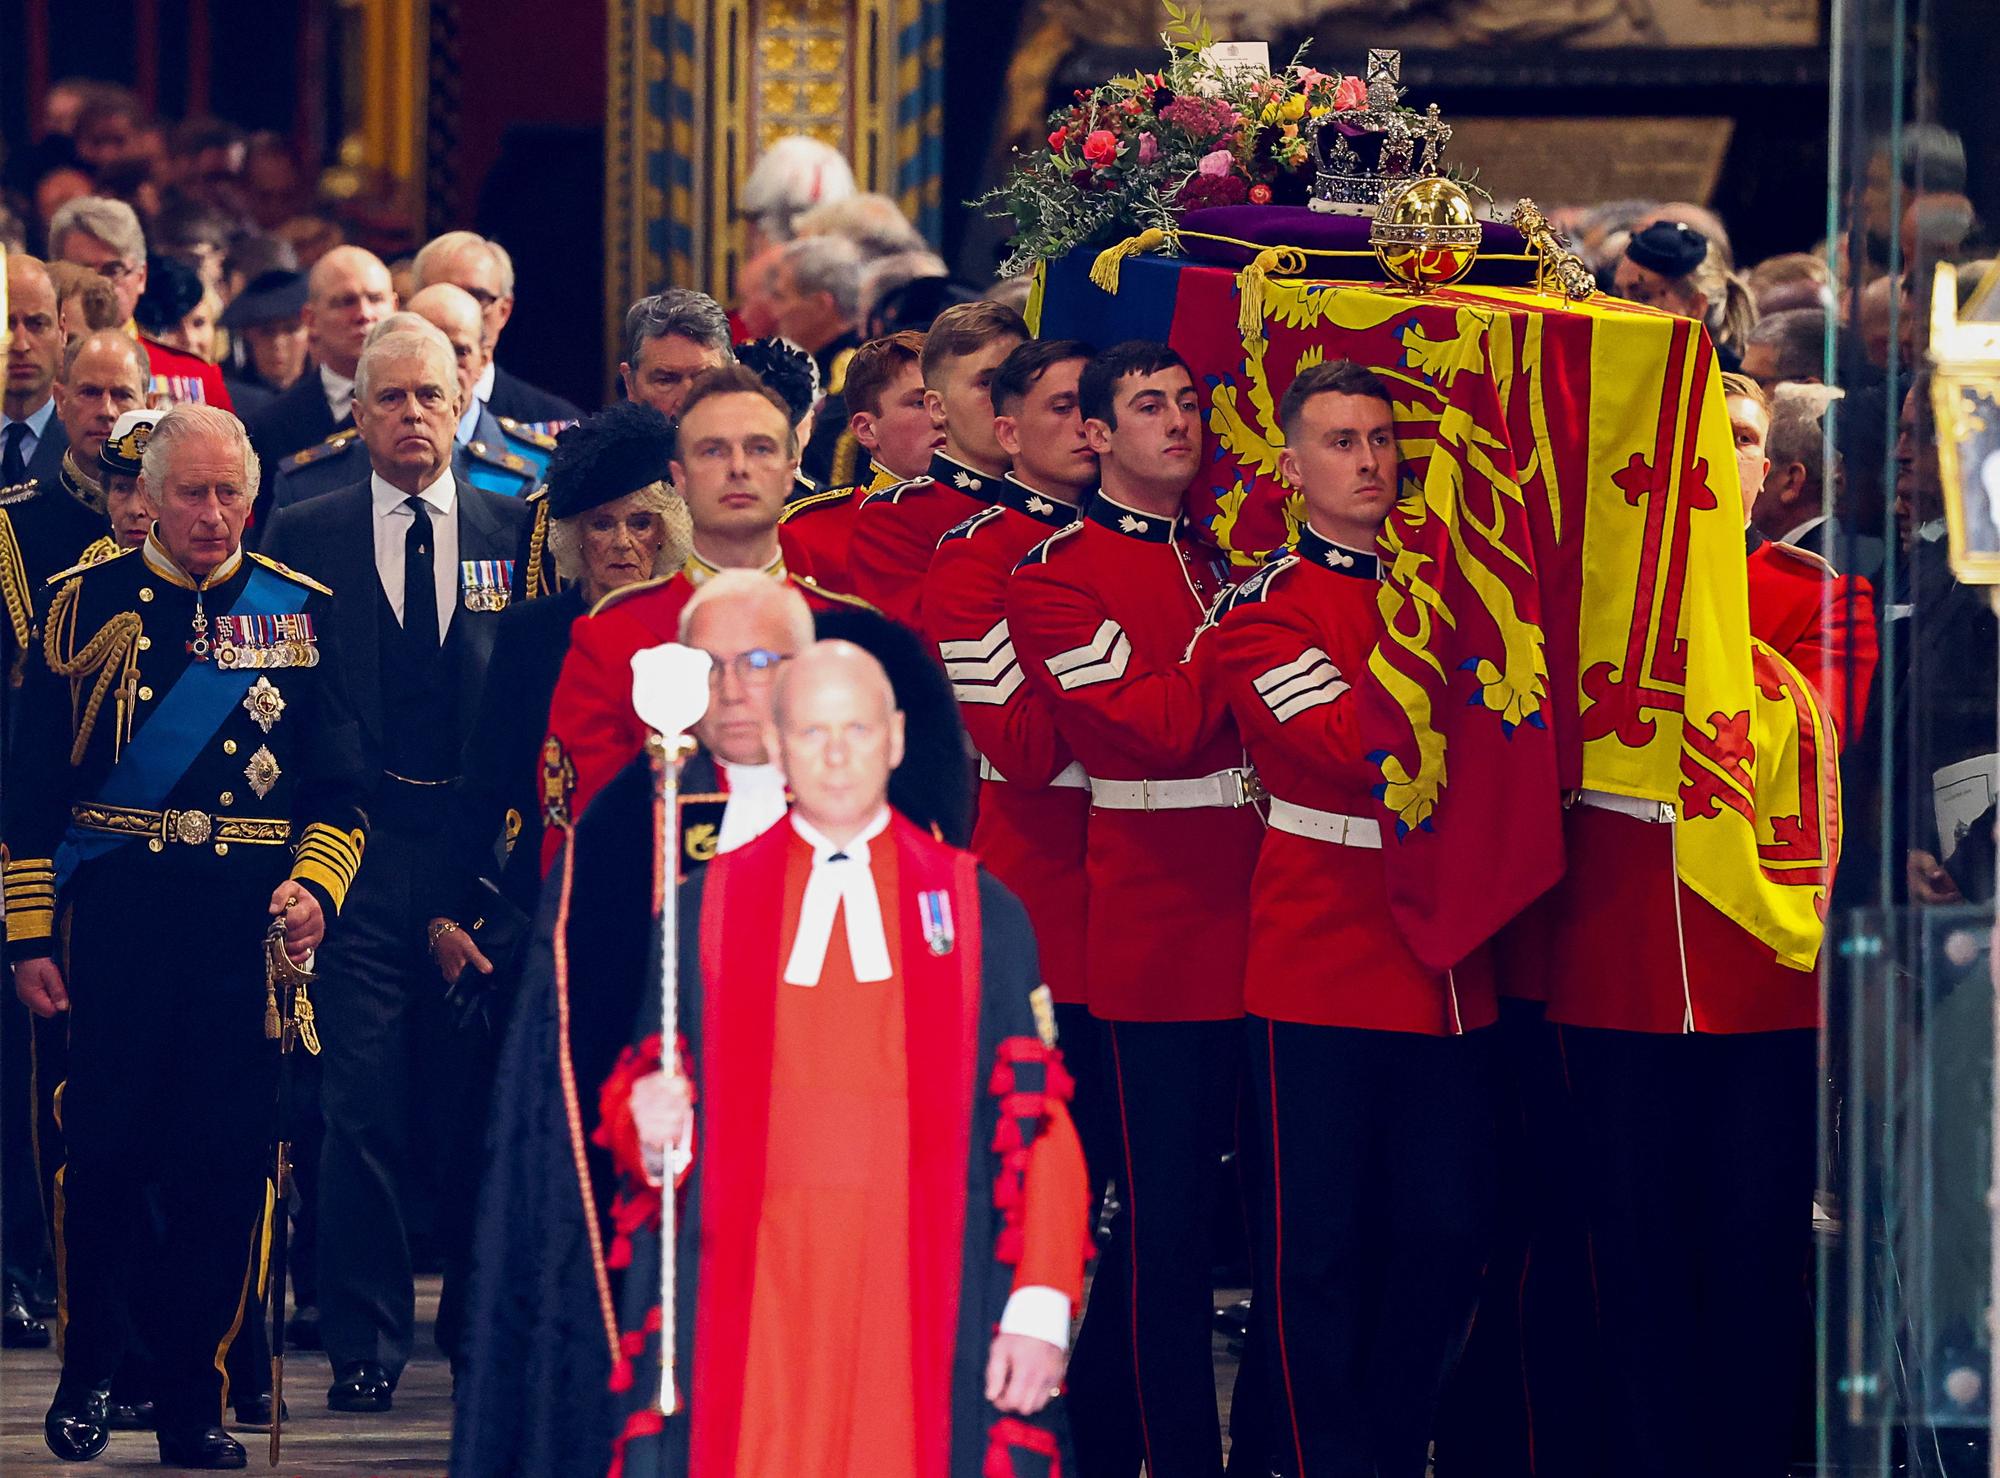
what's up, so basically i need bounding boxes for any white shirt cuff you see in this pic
[998,1285,1072,1353]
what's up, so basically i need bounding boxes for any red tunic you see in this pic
[779,467,900,595]
[538,554,857,873]
[1216,529,1497,1035]
[924,477,1089,1005]
[1007,492,1261,1022]
[848,451,999,629]
[1540,535,1879,1034]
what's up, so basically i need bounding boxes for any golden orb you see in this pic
[1369,176,1483,293]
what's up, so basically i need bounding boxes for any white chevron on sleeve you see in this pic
[1254,646,1348,722]
[942,619,1026,705]
[1048,618,1132,691]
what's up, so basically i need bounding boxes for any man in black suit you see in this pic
[244,245,397,477]
[410,230,582,431]
[260,316,529,1416]
[3,254,71,492]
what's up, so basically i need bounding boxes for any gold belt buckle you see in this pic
[169,809,214,846]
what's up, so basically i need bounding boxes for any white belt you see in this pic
[979,756,1090,789]
[1265,796,1382,849]
[1574,788,1676,824]
[1088,768,1261,812]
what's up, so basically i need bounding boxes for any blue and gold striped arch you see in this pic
[605,0,945,366]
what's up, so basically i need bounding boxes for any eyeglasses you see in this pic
[704,648,790,688]
[94,260,138,282]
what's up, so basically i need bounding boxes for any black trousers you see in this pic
[316,790,462,1380]
[1069,1018,1240,1478]
[1434,999,1605,1478]
[55,868,274,1436]
[1559,1025,1816,1478]
[1246,1017,1497,1478]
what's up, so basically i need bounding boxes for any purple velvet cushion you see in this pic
[1175,204,1533,284]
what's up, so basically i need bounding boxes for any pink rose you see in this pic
[1048,125,1070,153]
[1332,75,1368,111]
[1137,131,1160,165]
[1197,148,1234,178]
[1082,129,1120,167]
[1295,67,1329,89]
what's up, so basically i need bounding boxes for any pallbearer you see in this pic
[1212,362,1499,1477]
[1007,341,1261,1478]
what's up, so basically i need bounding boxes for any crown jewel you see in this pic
[1305,50,1453,215]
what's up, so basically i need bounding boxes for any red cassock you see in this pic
[538,556,856,874]
[1214,527,1498,1035]
[593,812,1094,1478]
[924,476,1089,1006]
[1007,492,1262,1022]
[1541,534,1881,1034]
[778,468,902,595]
[848,451,1000,629]
[140,335,232,411]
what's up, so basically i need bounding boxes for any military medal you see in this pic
[243,675,286,733]
[460,560,515,613]
[213,613,319,669]
[245,744,282,799]
[919,889,955,957]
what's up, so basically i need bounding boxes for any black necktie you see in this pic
[1,424,27,487]
[403,496,439,652]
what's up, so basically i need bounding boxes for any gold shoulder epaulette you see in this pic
[44,543,138,587]
[780,486,856,523]
[497,416,559,451]
[1767,539,1838,578]
[791,574,879,613]
[248,552,335,596]
[0,479,40,507]
[589,572,679,617]
[76,536,120,567]
[279,428,358,473]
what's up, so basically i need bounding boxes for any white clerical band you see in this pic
[783,810,895,987]
[714,760,788,855]
[998,1285,1073,1352]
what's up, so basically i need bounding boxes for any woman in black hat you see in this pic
[424,399,692,1363]
[1613,219,1759,371]
[216,267,311,417]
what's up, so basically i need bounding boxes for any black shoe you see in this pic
[229,1393,286,1429]
[4,1279,51,1348]
[284,1304,321,1350]
[326,1361,394,1413]
[24,1267,59,1318]
[44,1388,110,1462]
[107,1398,156,1431]
[155,1426,246,1469]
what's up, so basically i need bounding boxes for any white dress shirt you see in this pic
[714,760,789,855]
[1777,513,1827,548]
[1,397,56,471]
[474,359,497,408]
[321,363,357,424]
[370,469,461,637]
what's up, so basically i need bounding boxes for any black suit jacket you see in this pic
[485,364,583,426]
[21,413,68,489]
[259,475,531,763]
[245,371,340,464]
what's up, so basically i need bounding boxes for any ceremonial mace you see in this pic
[629,643,714,1416]
[262,914,321,1466]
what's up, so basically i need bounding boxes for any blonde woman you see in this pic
[1614,219,1760,371]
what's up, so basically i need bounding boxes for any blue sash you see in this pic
[53,563,309,888]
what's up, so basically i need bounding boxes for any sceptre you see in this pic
[628,642,713,1416]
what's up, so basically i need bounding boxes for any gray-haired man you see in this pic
[261,319,529,1416]
[7,404,368,1466]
